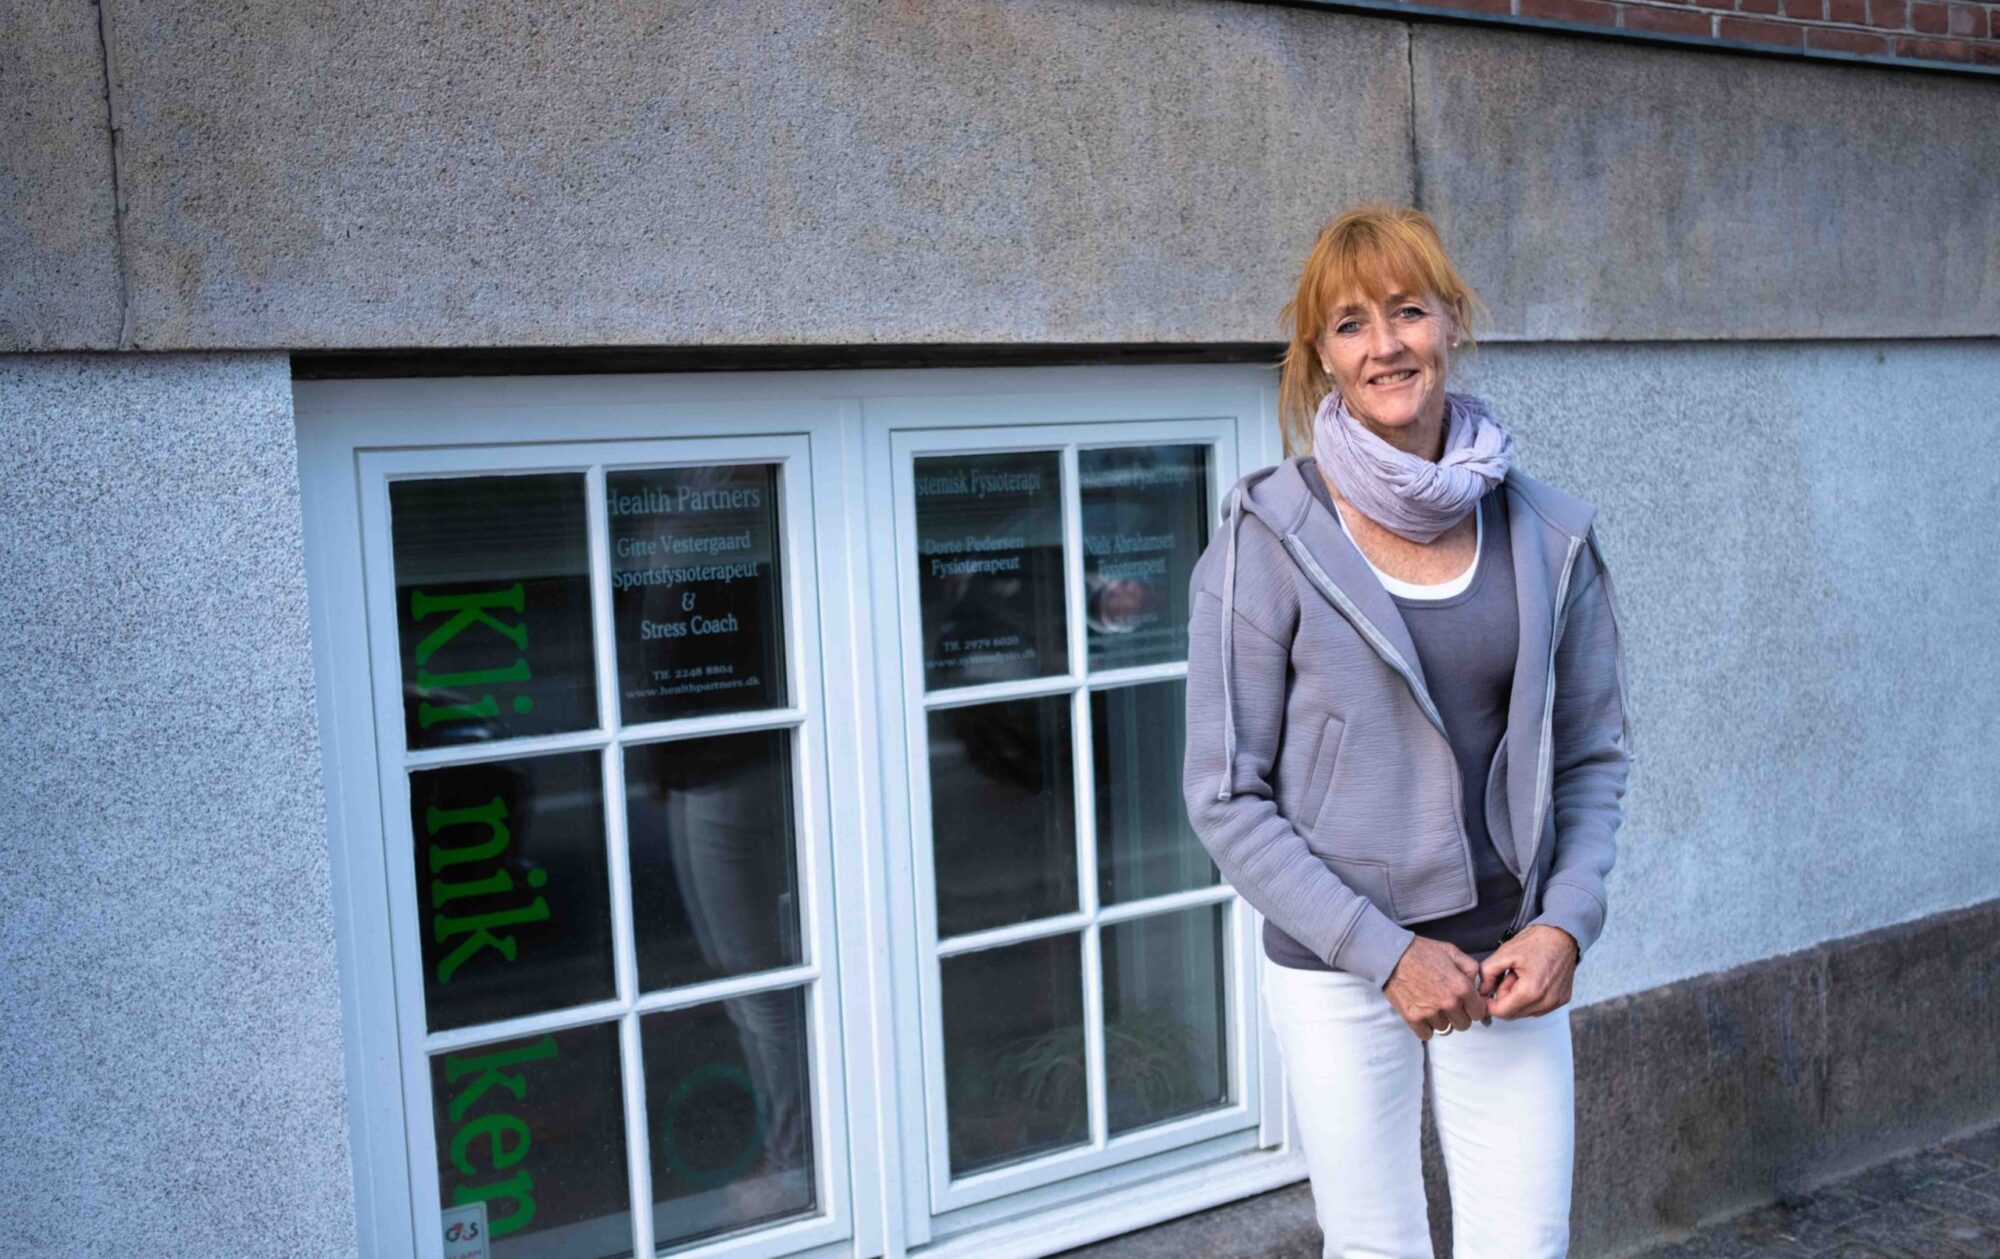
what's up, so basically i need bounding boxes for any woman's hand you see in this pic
[1383,937,1490,1040]
[1477,925,1579,1019]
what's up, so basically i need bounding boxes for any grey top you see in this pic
[1265,465,1522,970]
[1180,456,1632,988]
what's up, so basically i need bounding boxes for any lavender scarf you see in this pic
[1310,387,1516,544]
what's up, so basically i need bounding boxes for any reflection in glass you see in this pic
[607,464,787,724]
[623,731,801,993]
[1102,906,1231,1136]
[928,695,1077,938]
[942,935,1088,1174]
[1092,681,1219,905]
[1080,445,1210,671]
[915,450,1067,689]
[430,1022,631,1259]
[410,752,616,1032]
[642,988,816,1249]
[391,473,598,750]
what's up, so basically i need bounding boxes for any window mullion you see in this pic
[1060,443,1109,1154]
[619,1014,660,1259]
[587,464,659,1259]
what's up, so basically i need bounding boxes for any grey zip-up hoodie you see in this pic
[1181,455,1634,989]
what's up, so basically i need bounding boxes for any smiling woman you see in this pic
[1182,203,1632,1258]
[1278,207,1492,462]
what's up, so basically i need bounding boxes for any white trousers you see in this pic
[1261,955,1576,1259]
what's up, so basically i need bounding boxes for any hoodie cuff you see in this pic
[1330,901,1417,989]
[1528,879,1607,959]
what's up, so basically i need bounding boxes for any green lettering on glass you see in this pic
[417,692,501,730]
[443,1035,558,1239]
[433,899,552,983]
[416,657,532,691]
[426,795,557,984]
[411,584,529,664]
[451,1113,531,1175]
[431,866,548,910]
[426,797,510,872]
[445,1036,558,1122]
[409,584,534,731]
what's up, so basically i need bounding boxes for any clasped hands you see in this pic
[1382,925,1578,1041]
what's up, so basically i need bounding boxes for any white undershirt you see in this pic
[1332,499,1482,602]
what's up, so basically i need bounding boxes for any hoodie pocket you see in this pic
[1323,854,1400,921]
[1293,714,1346,836]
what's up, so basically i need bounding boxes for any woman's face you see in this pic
[1315,285,1457,443]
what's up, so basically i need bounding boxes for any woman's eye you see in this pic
[1399,306,1425,318]
[1335,321,1359,334]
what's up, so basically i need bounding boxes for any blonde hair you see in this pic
[1277,205,1489,457]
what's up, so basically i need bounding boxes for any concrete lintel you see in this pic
[0,0,124,349]
[98,0,1411,351]
[1413,23,2000,341]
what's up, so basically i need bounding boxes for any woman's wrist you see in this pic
[1552,926,1581,965]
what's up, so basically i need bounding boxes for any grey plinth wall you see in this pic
[0,353,357,1258]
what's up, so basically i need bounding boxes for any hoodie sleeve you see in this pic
[1529,524,1635,959]
[1181,514,1417,989]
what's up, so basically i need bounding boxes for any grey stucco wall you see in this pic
[0,353,357,1257]
[1451,337,2000,1006]
[0,338,1991,1252]
[5,0,1995,352]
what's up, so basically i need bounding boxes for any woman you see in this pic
[1181,204,1633,1258]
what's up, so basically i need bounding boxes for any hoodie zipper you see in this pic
[1280,532,1481,910]
[1280,533,1451,742]
[1503,532,1587,939]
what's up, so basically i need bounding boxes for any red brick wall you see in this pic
[1414,0,2000,66]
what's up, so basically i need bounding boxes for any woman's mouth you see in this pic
[1369,369,1417,389]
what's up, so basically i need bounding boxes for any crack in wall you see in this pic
[1406,24,1425,210]
[92,0,134,350]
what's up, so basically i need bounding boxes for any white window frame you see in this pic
[878,417,1247,1220]
[295,366,1306,1259]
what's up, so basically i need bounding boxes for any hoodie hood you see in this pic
[1210,461,1300,802]
[1210,454,1603,806]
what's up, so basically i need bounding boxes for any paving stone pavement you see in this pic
[1627,1123,2000,1259]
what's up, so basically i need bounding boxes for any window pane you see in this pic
[1079,445,1210,670]
[941,935,1088,1175]
[928,695,1077,938]
[1092,680,1218,905]
[642,987,816,1249]
[391,473,598,750]
[607,464,787,723]
[623,731,802,993]
[430,1022,631,1259]
[915,451,1068,689]
[1102,906,1231,1137]
[411,752,616,1032]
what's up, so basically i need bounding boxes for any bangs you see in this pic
[1312,221,1452,314]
